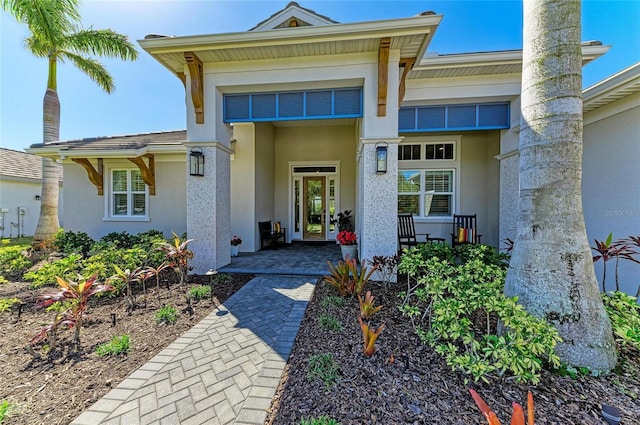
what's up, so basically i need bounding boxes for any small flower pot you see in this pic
[340,244,358,261]
[231,245,239,257]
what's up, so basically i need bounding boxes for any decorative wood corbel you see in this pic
[177,72,186,88]
[71,158,103,195]
[398,57,416,105]
[377,37,391,117]
[184,52,204,124]
[127,154,156,196]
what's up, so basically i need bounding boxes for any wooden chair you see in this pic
[398,213,430,252]
[451,214,482,247]
[258,220,286,250]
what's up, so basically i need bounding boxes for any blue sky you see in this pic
[1,0,638,152]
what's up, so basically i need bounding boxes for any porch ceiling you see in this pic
[139,14,442,76]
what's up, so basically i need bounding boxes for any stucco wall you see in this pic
[231,123,257,251]
[273,124,357,234]
[62,158,186,240]
[0,177,62,238]
[583,96,640,294]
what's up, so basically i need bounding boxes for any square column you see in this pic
[358,138,401,264]
[185,142,232,274]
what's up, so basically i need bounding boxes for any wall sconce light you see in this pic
[189,147,205,176]
[376,142,388,174]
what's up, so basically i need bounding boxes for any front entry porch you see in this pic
[219,242,342,276]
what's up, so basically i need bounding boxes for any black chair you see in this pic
[451,214,482,247]
[398,213,430,252]
[258,221,286,250]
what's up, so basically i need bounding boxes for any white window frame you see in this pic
[398,136,460,222]
[104,168,150,221]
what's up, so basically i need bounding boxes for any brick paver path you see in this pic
[71,275,316,425]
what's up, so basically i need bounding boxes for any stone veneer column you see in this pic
[185,142,232,274]
[358,138,401,267]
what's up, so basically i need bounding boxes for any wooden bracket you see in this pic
[184,52,204,124]
[377,37,391,117]
[127,154,156,196]
[398,57,416,105]
[177,71,186,88]
[72,158,103,195]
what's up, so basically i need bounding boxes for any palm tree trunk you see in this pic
[503,0,616,371]
[33,65,61,244]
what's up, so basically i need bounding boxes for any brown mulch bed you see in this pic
[0,272,254,425]
[266,280,640,425]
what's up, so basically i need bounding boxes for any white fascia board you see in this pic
[584,62,640,103]
[27,144,186,159]
[415,44,610,71]
[139,14,442,54]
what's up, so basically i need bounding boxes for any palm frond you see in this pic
[2,0,80,46]
[67,28,138,61]
[60,51,115,93]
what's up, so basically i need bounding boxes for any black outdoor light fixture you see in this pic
[189,147,205,176]
[376,142,388,174]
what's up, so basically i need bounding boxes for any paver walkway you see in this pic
[72,274,317,425]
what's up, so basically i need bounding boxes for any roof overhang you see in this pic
[27,142,186,160]
[139,14,443,76]
[410,43,611,79]
[583,62,640,113]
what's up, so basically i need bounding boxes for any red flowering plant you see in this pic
[337,230,357,245]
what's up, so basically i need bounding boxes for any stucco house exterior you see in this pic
[27,3,638,288]
[0,148,62,238]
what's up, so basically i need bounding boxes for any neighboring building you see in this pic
[27,3,638,289]
[582,63,640,294]
[0,148,62,238]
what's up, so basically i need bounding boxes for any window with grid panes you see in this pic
[111,169,147,217]
[398,169,454,218]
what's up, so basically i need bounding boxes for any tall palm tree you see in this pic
[1,0,138,243]
[504,0,616,371]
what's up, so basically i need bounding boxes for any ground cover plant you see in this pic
[0,230,254,424]
[267,242,640,424]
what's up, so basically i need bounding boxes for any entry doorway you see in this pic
[290,163,339,241]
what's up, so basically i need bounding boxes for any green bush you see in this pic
[0,298,21,313]
[307,353,339,389]
[53,229,94,256]
[82,246,148,285]
[188,285,211,300]
[0,245,32,278]
[603,291,640,351]
[99,231,139,249]
[318,313,343,331]
[0,399,14,423]
[300,417,341,425]
[155,305,178,324]
[96,335,131,356]
[320,295,346,309]
[24,254,82,288]
[398,246,561,384]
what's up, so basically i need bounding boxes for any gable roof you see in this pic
[583,62,640,113]
[249,1,337,31]
[27,130,187,158]
[0,147,60,181]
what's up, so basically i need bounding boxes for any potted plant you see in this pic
[337,230,358,261]
[230,235,242,257]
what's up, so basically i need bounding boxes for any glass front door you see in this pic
[303,176,325,239]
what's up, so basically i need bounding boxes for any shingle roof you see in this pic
[29,130,187,152]
[0,148,60,181]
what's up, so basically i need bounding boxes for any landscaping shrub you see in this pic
[0,400,14,424]
[398,245,561,384]
[0,298,21,313]
[188,285,211,301]
[24,254,83,288]
[155,305,178,324]
[96,335,131,356]
[99,231,139,249]
[320,295,346,309]
[0,245,32,278]
[53,229,94,256]
[82,246,148,285]
[318,313,342,331]
[307,353,339,389]
[602,291,640,351]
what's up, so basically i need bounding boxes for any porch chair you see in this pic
[398,213,430,252]
[258,220,286,250]
[451,214,482,247]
